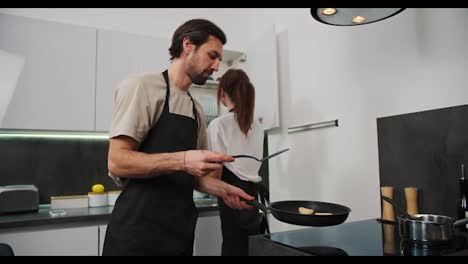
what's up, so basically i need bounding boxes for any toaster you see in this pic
[0,185,39,214]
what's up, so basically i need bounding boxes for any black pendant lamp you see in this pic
[311,8,406,26]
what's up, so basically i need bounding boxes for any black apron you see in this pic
[102,70,199,256]
[217,167,269,256]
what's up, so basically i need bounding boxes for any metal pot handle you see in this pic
[453,217,468,228]
[381,195,419,220]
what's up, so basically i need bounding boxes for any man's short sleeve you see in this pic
[194,100,208,150]
[109,77,152,143]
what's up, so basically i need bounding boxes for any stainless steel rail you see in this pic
[287,119,338,134]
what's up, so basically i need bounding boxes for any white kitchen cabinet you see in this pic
[194,213,222,256]
[189,50,248,123]
[98,215,221,256]
[0,216,222,256]
[194,26,280,131]
[95,26,279,132]
[0,14,96,131]
[94,29,170,131]
[0,224,99,256]
[196,25,280,130]
[245,25,280,131]
[99,213,221,256]
[0,14,278,132]
[98,224,107,256]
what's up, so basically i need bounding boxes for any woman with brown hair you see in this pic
[207,69,265,256]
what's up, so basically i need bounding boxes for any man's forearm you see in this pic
[195,174,254,210]
[205,167,222,179]
[109,149,185,178]
[195,176,225,197]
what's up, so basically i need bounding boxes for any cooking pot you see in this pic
[381,195,468,244]
[398,214,468,245]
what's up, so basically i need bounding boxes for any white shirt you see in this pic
[207,112,264,183]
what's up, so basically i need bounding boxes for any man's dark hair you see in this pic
[169,19,227,60]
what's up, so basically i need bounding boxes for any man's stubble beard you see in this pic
[190,72,208,85]
[187,54,210,85]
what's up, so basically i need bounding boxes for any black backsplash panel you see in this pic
[377,104,468,219]
[0,137,119,204]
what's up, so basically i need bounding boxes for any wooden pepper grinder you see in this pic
[381,186,395,221]
[383,224,396,255]
[405,187,419,215]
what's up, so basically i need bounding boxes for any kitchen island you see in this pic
[0,197,220,255]
[249,219,468,256]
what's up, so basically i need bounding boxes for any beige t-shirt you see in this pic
[109,72,207,149]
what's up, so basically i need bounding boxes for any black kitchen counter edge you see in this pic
[0,198,219,229]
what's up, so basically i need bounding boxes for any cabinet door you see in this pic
[95,29,170,131]
[0,14,96,130]
[245,25,280,130]
[0,225,99,256]
[194,214,222,256]
[98,224,107,256]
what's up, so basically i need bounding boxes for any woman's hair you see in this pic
[218,69,255,135]
[169,19,227,60]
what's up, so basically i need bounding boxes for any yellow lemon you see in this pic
[92,184,105,193]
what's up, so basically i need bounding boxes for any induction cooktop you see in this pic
[263,219,468,256]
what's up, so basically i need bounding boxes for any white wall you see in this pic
[247,8,468,231]
[3,8,468,232]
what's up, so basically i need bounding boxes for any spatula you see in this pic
[232,148,290,163]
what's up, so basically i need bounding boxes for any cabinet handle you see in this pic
[287,119,338,134]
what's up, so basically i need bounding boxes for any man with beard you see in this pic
[102,19,254,256]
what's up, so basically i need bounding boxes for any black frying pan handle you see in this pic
[241,198,269,214]
[240,198,271,235]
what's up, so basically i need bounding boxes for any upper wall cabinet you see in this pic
[0,14,96,131]
[192,26,280,131]
[95,26,279,132]
[0,14,279,132]
[245,25,280,130]
[95,29,170,131]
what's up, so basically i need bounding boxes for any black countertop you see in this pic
[249,219,468,256]
[0,198,219,229]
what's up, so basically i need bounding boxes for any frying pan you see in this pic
[243,199,351,230]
